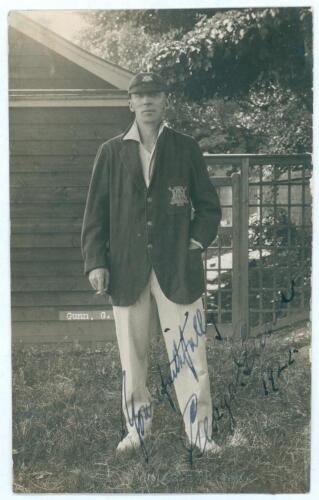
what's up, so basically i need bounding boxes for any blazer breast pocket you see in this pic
[167,204,191,215]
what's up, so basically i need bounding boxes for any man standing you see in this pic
[81,72,222,454]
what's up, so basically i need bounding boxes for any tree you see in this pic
[76,9,218,72]
[75,7,312,153]
[143,8,312,99]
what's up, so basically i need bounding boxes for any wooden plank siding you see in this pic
[11,204,86,218]
[10,107,131,124]
[11,187,88,203]
[10,105,131,341]
[10,156,96,172]
[7,14,135,343]
[10,124,120,141]
[11,173,91,188]
[10,140,105,156]
[11,248,82,261]
[12,292,111,307]
[9,27,116,89]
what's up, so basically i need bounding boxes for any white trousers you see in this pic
[112,269,213,447]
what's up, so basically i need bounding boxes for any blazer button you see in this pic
[147,243,153,249]
[147,221,153,227]
[147,197,152,203]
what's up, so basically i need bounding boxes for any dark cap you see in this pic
[128,72,167,95]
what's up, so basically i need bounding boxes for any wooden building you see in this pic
[9,12,133,344]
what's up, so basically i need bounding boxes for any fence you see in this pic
[204,153,312,339]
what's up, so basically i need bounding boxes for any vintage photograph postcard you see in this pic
[3,1,317,495]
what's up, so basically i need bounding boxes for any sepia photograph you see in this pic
[5,2,315,494]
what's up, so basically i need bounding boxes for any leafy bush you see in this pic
[76,8,312,155]
[165,82,311,154]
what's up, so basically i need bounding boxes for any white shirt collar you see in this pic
[123,119,167,143]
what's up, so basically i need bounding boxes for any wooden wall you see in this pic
[9,27,116,89]
[10,106,131,343]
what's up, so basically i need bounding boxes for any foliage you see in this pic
[247,207,312,326]
[165,94,249,153]
[76,10,217,72]
[165,82,312,153]
[75,7,312,153]
[143,8,312,100]
[78,9,218,36]
[236,83,312,153]
[75,19,154,73]
[249,207,311,254]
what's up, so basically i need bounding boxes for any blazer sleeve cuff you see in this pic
[190,222,219,250]
[84,255,109,276]
[189,238,204,249]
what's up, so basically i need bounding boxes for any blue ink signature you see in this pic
[182,393,213,457]
[167,308,206,383]
[155,308,207,399]
[120,307,207,462]
[120,279,301,466]
[121,369,153,462]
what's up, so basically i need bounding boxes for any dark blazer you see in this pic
[81,125,221,306]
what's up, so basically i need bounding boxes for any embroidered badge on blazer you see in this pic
[168,186,189,207]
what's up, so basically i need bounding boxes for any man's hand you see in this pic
[88,268,109,294]
[188,238,203,250]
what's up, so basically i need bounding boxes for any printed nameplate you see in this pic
[59,311,114,321]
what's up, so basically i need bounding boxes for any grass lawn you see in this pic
[12,322,311,493]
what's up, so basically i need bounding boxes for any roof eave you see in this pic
[9,88,130,107]
[8,11,134,90]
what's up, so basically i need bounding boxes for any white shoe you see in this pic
[197,439,222,454]
[116,432,142,452]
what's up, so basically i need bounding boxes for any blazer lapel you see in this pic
[148,127,169,188]
[119,139,147,192]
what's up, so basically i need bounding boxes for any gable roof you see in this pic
[8,11,134,91]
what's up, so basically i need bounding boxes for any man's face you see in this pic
[129,91,167,126]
